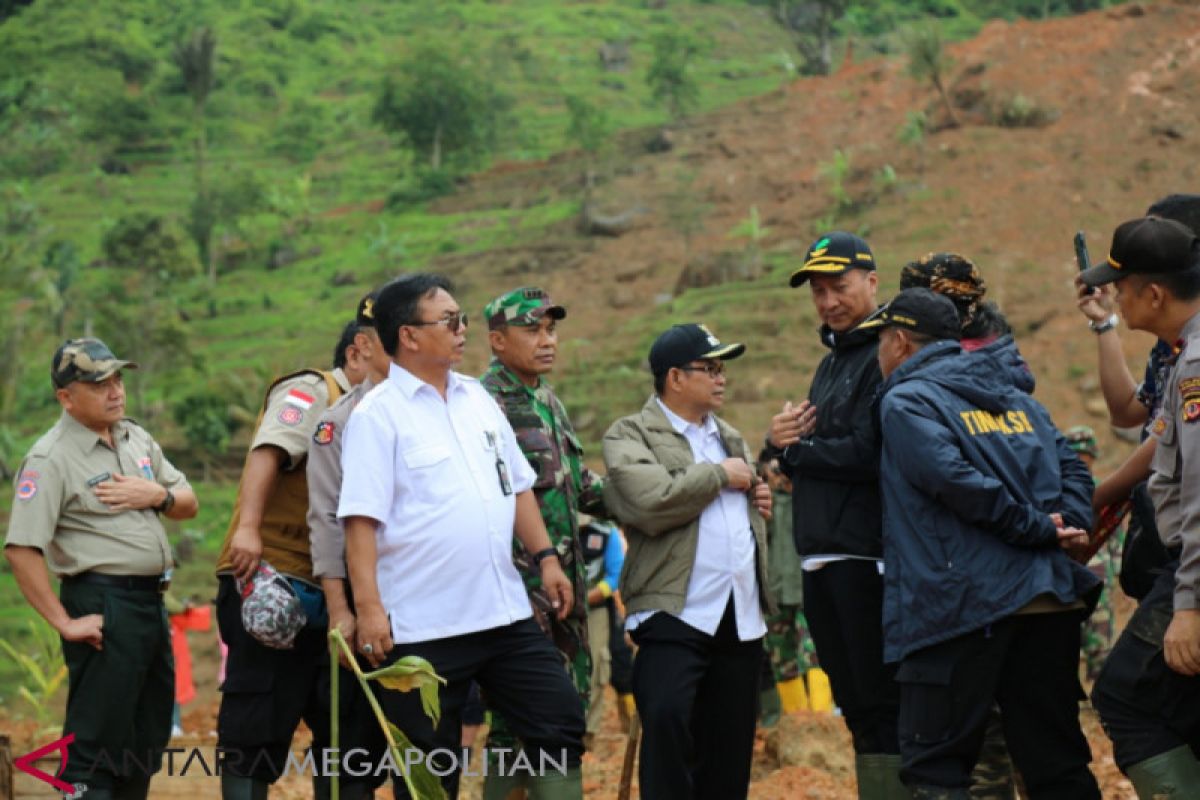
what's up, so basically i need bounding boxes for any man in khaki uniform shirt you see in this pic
[214,322,360,799]
[5,338,198,800]
[306,289,393,799]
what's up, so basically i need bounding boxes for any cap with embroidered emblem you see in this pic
[648,323,745,375]
[1079,216,1200,287]
[484,286,566,331]
[789,231,876,287]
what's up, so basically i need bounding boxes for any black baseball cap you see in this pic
[1079,216,1200,287]
[857,288,962,341]
[356,287,382,327]
[648,324,745,375]
[789,231,876,287]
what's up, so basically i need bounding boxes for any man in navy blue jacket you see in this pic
[870,288,1102,800]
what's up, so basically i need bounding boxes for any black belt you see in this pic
[65,572,170,593]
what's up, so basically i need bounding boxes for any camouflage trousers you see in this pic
[766,603,817,683]
[1081,585,1115,683]
[485,612,591,769]
[970,705,1016,800]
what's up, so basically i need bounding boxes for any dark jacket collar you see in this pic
[820,312,883,351]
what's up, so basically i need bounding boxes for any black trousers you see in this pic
[897,611,1098,799]
[59,580,174,794]
[375,616,585,800]
[630,600,762,800]
[215,576,384,788]
[1093,559,1200,770]
[803,559,900,754]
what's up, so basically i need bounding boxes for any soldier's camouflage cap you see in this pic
[1064,425,1098,459]
[52,337,137,389]
[484,287,566,331]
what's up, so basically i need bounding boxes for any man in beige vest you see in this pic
[214,322,360,799]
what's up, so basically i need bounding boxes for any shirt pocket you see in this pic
[400,444,457,503]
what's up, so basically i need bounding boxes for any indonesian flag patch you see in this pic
[285,389,316,410]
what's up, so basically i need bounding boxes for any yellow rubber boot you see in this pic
[617,693,636,732]
[807,668,834,713]
[777,677,811,713]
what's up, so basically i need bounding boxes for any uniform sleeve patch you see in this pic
[1180,377,1200,397]
[1151,415,1169,436]
[137,456,155,479]
[285,389,316,410]
[16,478,37,500]
[278,405,304,426]
[1185,399,1200,424]
[313,421,335,445]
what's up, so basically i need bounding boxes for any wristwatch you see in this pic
[532,547,559,566]
[155,488,176,514]
[1089,313,1118,334]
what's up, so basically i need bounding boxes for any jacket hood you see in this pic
[886,340,1016,414]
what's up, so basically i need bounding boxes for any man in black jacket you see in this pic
[766,231,904,797]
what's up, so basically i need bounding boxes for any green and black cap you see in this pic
[52,338,137,389]
[789,231,876,287]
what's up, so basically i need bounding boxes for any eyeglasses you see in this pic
[677,361,725,378]
[406,311,469,334]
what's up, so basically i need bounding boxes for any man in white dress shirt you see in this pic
[338,273,585,800]
[602,323,773,800]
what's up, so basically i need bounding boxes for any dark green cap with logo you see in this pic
[484,286,566,331]
[52,338,137,389]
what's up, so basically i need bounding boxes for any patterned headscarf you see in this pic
[899,252,988,330]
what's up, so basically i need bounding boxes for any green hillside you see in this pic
[0,0,1129,702]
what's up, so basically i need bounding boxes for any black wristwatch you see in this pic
[155,488,176,514]
[532,547,559,567]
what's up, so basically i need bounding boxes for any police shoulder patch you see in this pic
[1185,399,1200,424]
[313,421,335,445]
[278,405,304,426]
[1179,376,1200,398]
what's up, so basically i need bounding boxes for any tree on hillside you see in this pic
[906,24,959,128]
[93,214,197,417]
[372,46,511,171]
[173,26,218,285]
[766,1,854,77]
[647,32,701,121]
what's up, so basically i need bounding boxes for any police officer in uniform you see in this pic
[1082,217,1200,797]
[214,324,360,799]
[306,291,394,799]
[5,338,198,800]
[479,286,606,799]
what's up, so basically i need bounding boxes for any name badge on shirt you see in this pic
[484,430,513,495]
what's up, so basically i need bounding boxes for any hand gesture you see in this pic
[751,481,773,521]
[93,473,165,512]
[1074,278,1115,323]
[228,525,263,583]
[60,614,104,650]
[768,401,817,448]
[541,557,574,620]
[721,458,754,491]
[1165,610,1200,676]
[356,603,394,669]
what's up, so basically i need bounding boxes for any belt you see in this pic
[65,572,170,593]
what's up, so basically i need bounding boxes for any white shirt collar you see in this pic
[389,361,464,400]
[655,396,718,438]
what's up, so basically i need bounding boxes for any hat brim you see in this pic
[700,342,746,361]
[853,305,888,333]
[80,360,139,383]
[789,262,852,288]
[1078,261,1124,288]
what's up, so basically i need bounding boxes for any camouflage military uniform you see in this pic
[480,359,605,762]
[764,490,817,682]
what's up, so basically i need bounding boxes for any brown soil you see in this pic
[7,4,1198,796]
